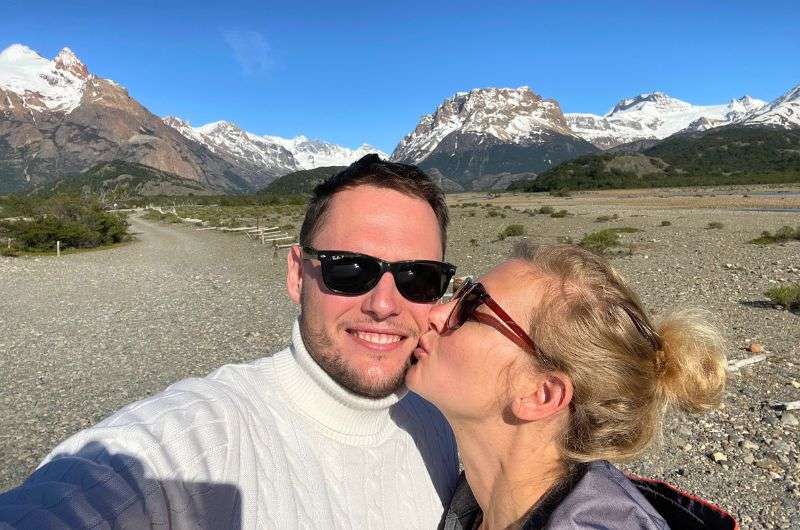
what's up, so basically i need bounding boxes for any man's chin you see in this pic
[325,357,411,399]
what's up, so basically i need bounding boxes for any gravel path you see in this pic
[1,190,799,529]
[0,215,298,489]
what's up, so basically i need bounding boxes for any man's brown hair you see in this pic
[299,154,449,255]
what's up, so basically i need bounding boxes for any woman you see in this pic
[407,243,736,530]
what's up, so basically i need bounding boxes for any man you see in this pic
[0,154,460,529]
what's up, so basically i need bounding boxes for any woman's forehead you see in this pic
[481,259,539,291]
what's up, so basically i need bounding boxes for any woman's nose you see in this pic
[428,299,453,333]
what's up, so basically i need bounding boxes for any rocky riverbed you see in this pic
[1,185,798,528]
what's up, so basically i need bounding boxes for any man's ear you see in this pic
[511,372,573,423]
[286,244,303,305]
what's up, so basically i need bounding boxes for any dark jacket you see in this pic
[440,460,738,530]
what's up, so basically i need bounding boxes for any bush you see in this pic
[706,221,724,230]
[609,227,641,234]
[750,225,800,245]
[469,238,478,247]
[550,209,569,218]
[0,197,129,252]
[549,189,571,197]
[1,246,19,257]
[764,283,800,310]
[499,224,526,238]
[556,236,573,244]
[580,229,620,254]
[595,214,619,223]
[538,206,555,215]
[487,210,500,218]
[660,220,672,226]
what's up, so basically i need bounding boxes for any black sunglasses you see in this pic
[446,278,539,354]
[301,246,457,303]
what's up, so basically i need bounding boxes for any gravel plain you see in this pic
[1,185,799,528]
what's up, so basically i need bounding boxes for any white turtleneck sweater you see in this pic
[0,320,460,529]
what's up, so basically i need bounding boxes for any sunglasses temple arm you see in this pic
[482,296,539,355]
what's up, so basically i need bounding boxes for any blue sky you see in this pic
[2,0,798,152]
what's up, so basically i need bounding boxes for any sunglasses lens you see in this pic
[323,256,382,294]
[394,262,453,303]
[447,284,483,330]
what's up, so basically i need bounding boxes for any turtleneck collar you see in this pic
[272,319,408,444]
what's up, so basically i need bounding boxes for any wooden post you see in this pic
[56,240,61,257]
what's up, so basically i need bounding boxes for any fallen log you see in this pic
[726,354,768,372]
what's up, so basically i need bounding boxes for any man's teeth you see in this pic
[353,331,403,344]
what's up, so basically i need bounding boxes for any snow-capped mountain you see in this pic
[163,117,388,184]
[565,93,767,149]
[741,85,800,129]
[162,117,300,187]
[392,87,577,164]
[0,44,263,192]
[263,134,387,170]
[0,44,90,113]
[391,87,597,187]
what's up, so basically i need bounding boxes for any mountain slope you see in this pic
[163,117,388,186]
[512,125,800,191]
[34,160,215,199]
[0,44,257,193]
[261,166,345,195]
[565,93,767,149]
[391,87,598,188]
[741,85,800,129]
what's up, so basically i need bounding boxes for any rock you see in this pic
[749,342,765,354]
[743,440,760,451]
[712,451,728,463]
[781,413,799,427]
[744,453,756,465]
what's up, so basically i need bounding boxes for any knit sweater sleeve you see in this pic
[0,376,246,530]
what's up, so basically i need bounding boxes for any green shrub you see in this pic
[469,238,479,247]
[487,210,500,218]
[706,221,724,230]
[595,214,619,223]
[1,246,19,257]
[750,225,800,245]
[660,220,672,226]
[580,229,620,254]
[550,189,571,197]
[764,283,800,310]
[499,224,526,238]
[538,206,555,215]
[0,197,129,252]
[550,209,569,218]
[609,227,641,234]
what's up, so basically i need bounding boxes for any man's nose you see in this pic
[427,298,453,334]
[361,272,402,319]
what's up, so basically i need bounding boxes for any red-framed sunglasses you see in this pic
[445,278,539,355]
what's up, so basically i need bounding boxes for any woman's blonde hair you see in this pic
[512,242,726,463]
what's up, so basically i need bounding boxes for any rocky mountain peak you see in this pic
[392,86,573,164]
[0,43,92,113]
[161,116,191,129]
[53,47,89,79]
[609,92,690,115]
[740,84,800,129]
